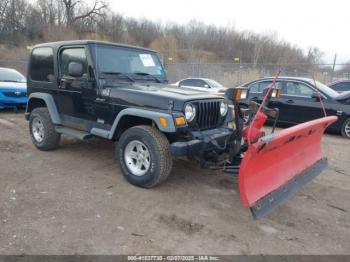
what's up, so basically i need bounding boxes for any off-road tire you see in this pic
[29,107,61,150]
[117,125,173,188]
[341,118,350,139]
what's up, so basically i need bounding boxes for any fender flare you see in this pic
[107,108,176,139]
[26,93,61,124]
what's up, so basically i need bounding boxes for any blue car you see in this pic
[0,67,27,110]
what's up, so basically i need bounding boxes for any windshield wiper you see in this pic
[132,72,164,83]
[100,72,135,82]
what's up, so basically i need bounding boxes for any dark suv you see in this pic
[25,40,234,188]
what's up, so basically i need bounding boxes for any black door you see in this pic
[56,46,97,123]
[273,80,325,124]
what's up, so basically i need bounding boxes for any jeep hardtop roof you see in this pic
[32,40,156,53]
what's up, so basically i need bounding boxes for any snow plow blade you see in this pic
[238,116,337,219]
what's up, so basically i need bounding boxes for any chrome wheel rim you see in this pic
[32,117,45,143]
[124,140,151,176]
[345,121,350,138]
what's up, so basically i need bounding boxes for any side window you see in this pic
[260,81,283,92]
[331,83,341,91]
[259,81,272,92]
[180,79,195,86]
[284,82,314,97]
[249,82,260,93]
[194,79,208,88]
[29,47,54,82]
[249,81,282,93]
[59,48,88,77]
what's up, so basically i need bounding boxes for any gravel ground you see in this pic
[0,111,349,255]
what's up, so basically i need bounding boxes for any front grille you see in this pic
[2,91,27,97]
[194,100,221,129]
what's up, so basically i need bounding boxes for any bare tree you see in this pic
[62,0,108,28]
[98,13,124,42]
[0,0,28,43]
[0,0,323,71]
[0,0,9,20]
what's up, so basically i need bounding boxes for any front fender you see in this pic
[108,108,176,139]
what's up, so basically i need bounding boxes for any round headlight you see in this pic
[220,101,228,116]
[185,103,196,122]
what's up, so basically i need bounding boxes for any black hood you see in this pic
[106,82,224,111]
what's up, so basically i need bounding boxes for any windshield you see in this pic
[206,79,223,88]
[94,45,165,78]
[314,80,339,98]
[0,68,26,83]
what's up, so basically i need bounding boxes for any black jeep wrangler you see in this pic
[25,40,240,188]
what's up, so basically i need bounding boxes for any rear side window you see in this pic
[29,47,54,82]
[59,48,88,77]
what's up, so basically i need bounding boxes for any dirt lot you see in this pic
[0,111,349,255]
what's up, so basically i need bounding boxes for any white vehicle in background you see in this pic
[172,78,228,96]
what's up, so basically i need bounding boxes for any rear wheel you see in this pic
[341,118,350,139]
[117,125,173,188]
[29,108,61,150]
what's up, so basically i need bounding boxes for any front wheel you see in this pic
[117,125,173,188]
[341,118,350,139]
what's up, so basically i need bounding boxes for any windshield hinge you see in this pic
[168,100,174,112]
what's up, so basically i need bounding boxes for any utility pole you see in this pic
[331,53,337,83]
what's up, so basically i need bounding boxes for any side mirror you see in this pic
[204,84,209,88]
[68,62,83,77]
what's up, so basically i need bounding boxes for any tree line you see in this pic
[0,0,324,72]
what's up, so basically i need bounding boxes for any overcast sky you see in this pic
[109,0,349,64]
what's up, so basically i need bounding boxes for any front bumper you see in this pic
[0,100,27,109]
[170,127,233,156]
[0,101,27,109]
[0,90,27,109]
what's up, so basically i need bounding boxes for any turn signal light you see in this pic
[159,117,167,127]
[226,87,250,102]
[175,117,186,126]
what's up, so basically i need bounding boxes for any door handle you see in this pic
[285,99,294,104]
